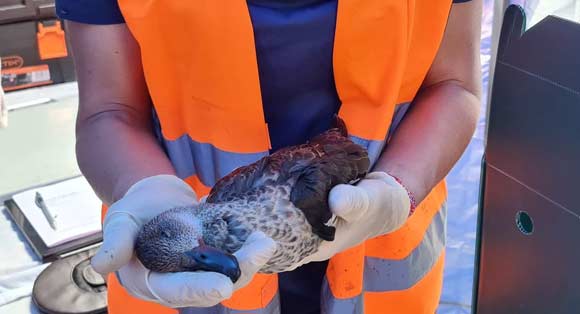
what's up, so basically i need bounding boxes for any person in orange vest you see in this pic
[57,0,482,313]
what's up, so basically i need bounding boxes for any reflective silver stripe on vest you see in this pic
[364,204,447,292]
[164,133,383,187]
[388,102,411,140]
[321,204,446,312]
[163,134,268,187]
[157,102,411,187]
[349,135,385,167]
[321,278,364,314]
[350,102,411,167]
[179,292,280,314]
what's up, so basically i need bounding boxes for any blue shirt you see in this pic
[56,1,470,312]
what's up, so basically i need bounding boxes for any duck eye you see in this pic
[163,230,172,238]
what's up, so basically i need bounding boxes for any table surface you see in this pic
[0,82,80,197]
[0,82,80,314]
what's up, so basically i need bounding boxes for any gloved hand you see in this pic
[91,175,277,308]
[115,230,276,308]
[300,171,414,263]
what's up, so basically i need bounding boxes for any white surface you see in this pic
[0,207,46,311]
[0,83,80,197]
[8,98,52,112]
[0,82,82,313]
[523,0,580,26]
[0,297,41,314]
[4,82,78,112]
[12,177,102,248]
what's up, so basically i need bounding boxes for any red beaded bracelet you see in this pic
[389,174,417,216]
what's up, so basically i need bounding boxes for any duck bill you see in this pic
[183,245,241,283]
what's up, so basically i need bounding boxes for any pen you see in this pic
[35,192,58,230]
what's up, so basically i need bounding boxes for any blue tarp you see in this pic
[438,1,494,312]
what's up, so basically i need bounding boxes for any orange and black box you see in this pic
[0,0,75,92]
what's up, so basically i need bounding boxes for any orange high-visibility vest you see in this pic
[106,1,452,313]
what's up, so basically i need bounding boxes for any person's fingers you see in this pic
[365,171,392,182]
[233,231,277,289]
[123,176,200,220]
[91,213,140,275]
[125,174,198,203]
[92,175,199,275]
[148,271,234,307]
[235,232,277,268]
[357,175,410,233]
[296,244,334,265]
[328,184,370,222]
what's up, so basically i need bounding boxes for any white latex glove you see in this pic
[300,171,413,263]
[91,175,277,308]
[116,231,276,308]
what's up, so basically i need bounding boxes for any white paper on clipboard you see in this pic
[11,176,102,248]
